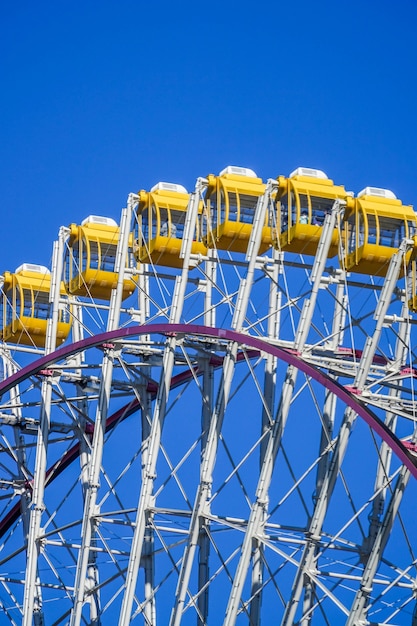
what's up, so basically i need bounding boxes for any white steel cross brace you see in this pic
[222,200,344,626]
[281,237,413,626]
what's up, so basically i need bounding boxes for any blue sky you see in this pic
[2,0,417,272]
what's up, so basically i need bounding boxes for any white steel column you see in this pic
[197,354,214,625]
[118,178,207,626]
[250,249,282,626]
[204,248,217,329]
[223,201,344,626]
[302,277,346,624]
[169,180,277,626]
[22,226,67,626]
[346,300,413,625]
[70,195,137,626]
[362,299,410,561]
[195,246,217,624]
[140,380,156,626]
[72,300,102,623]
[281,238,412,626]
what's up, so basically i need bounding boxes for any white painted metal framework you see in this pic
[0,176,417,626]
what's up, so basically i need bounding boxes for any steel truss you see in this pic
[0,184,417,625]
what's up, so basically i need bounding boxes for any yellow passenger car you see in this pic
[273,167,348,257]
[203,166,270,254]
[341,187,417,277]
[135,182,206,268]
[0,264,71,348]
[64,215,135,300]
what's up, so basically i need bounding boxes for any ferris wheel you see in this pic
[1,165,417,625]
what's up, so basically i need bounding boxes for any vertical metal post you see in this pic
[281,238,413,626]
[71,300,102,624]
[346,300,413,625]
[223,200,344,626]
[301,277,346,624]
[169,180,277,626]
[23,226,67,626]
[118,178,207,626]
[197,354,214,625]
[196,233,217,622]
[70,195,137,626]
[140,381,156,626]
[250,249,282,626]
[204,248,217,328]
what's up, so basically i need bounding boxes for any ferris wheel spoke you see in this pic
[281,241,411,626]
[118,180,207,625]
[222,201,342,626]
[69,201,137,626]
[344,298,417,624]
[168,184,276,626]
[22,233,72,625]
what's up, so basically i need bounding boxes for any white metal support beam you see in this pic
[301,277,346,624]
[71,299,102,623]
[346,298,414,625]
[140,381,156,626]
[281,237,413,626]
[169,180,277,626]
[23,226,67,626]
[118,178,207,626]
[70,195,137,626]
[195,240,217,624]
[223,201,344,626]
[197,354,214,626]
[250,249,282,626]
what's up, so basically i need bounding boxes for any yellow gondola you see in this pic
[0,263,71,347]
[203,166,270,254]
[64,215,135,300]
[273,167,349,257]
[134,182,206,268]
[342,187,417,277]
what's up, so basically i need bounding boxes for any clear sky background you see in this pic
[2,0,417,273]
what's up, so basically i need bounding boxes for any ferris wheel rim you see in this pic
[1,323,416,480]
